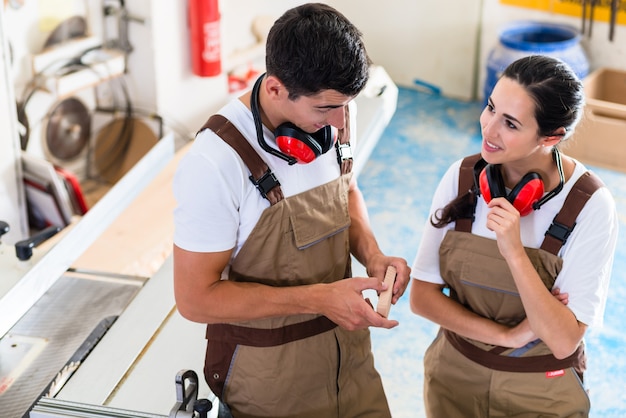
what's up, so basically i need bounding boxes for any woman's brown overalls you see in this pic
[423,154,602,418]
[199,115,390,418]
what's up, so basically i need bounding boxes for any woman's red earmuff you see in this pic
[507,173,544,216]
[478,167,494,202]
[474,147,564,217]
[478,164,544,216]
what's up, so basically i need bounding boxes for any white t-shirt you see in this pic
[173,99,357,258]
[411,157,618,328]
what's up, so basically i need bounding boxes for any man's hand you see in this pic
[320,277,399,330]
[365,254,410,305]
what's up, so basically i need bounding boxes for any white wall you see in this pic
[149,0,224,134]
[148,0,483,131]
[330,0,483,100]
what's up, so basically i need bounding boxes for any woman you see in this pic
[410,55,618,417]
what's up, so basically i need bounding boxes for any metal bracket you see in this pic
[249,169,280,200]
[545,220,575,246]
[103,0,146,54]
[169,369,215,418]
[169,369,199,418]
[336,141,353,162]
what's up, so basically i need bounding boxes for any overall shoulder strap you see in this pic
[335,104,353,175]
[540,171,604,255]
[200,115,284,205]
[455,153,482,232]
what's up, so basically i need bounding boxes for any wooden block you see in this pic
[376,266,397,317]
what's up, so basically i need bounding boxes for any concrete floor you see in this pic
[359,87,626,418]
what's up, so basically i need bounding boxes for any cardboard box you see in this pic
[565,68,626,172]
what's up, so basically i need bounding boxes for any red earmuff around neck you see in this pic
[276,134,318,163]
[478,165,544,216]
[274,123,337,164]
[508,173,544,216]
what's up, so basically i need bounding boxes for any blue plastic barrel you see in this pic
[484,21,589,103]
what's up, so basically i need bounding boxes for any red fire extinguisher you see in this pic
[188,0,221,77]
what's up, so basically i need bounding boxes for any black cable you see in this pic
[250,73,297,165]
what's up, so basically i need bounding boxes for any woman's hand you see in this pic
[502,318,537,348]
[485,197,525,260]
[551,287,569,305]
[501,289,569,348]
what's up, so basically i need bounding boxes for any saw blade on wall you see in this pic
[45,97,91,161]
[93,117,158,184]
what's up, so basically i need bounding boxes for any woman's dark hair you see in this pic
[432,55,585,228]
[265,3,371,100]
[502,55,584,140]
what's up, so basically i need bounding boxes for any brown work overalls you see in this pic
[423,154,602,418]
[199,115,390,418]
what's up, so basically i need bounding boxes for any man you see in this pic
[173,3,409,417]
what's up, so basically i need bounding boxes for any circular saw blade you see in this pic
[45,97,91,161]
[93,117,158,184]
[43,16,88,50]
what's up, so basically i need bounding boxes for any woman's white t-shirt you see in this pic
[411,157,618,328]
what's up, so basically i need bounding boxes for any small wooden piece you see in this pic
[377,266,397,317]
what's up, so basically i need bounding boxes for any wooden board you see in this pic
[376,266,397,318]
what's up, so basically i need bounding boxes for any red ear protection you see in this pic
[275,122,337,164]
[473,148,564,217]
[478,164,544,216]
[250,73,338,165]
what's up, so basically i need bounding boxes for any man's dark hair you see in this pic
[265,3,371,100]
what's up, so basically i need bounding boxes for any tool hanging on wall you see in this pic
[582,0,588,34]
[17,15,94,153]
[103,0,145,56]
[91,111,159,184]
[45,97,91,162]
[42,15,88,50]
[609,0,620,41]
[582,0,621,41]
[581,0,597,37]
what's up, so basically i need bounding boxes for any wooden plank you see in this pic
[376,265,397,318]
